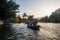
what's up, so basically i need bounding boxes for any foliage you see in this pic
[28,15,33,21]
[0,0,19,22]
[39,16,48,22]
[49,8,60,23]
[22,13,27,19]
[39,8,60,23]
[22,13,27,17]
[15,15,21,23]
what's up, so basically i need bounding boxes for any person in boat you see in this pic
[33,20,37,26]
[26,20,32,28]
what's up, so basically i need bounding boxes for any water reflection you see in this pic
[7,23,41,40]
[0,23,60,40]
[38,23,60,40]
[0,25,13,40]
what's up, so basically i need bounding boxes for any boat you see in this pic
[26,19,40,30]
[27,25,40,30]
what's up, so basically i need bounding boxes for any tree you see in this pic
[49,8,60,23]
[22,13,27,19]
[39,16,48,22]
[15,15,22,23]
[0,0,19,22]
[28,15,34,21]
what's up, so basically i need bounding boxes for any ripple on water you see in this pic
[7,23,60,40]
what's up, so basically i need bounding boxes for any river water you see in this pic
[0,23,60,40]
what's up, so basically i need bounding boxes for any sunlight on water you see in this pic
[39,28,57,39]
[38,23,60,40]
[6,23,60,40]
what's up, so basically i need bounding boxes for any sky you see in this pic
[14,0,60,18]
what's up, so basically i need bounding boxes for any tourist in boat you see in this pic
[33,21,37,26]
[26,20,32,28]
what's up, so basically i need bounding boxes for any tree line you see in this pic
[0,0,60,24]
[13,8,60,23]
[15,13,34,23]
[0,0,35,23]
[39,8,60,23]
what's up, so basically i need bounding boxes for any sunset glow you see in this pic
[15,0,60,18]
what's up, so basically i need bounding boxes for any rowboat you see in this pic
[27,25,40,30]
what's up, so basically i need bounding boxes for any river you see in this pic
[0,23,60,40]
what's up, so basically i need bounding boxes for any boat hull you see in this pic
[27,25,40,30]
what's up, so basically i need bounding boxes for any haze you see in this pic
[15,0,60,18]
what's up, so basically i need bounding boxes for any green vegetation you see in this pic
[15,13,34,23]
[15,8,60,23]
[0,0,60,24]
[0,0,19,24]
[39,8,60,23]
[39,16,48,22]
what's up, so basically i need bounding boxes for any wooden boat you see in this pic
[27,25,40,30]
